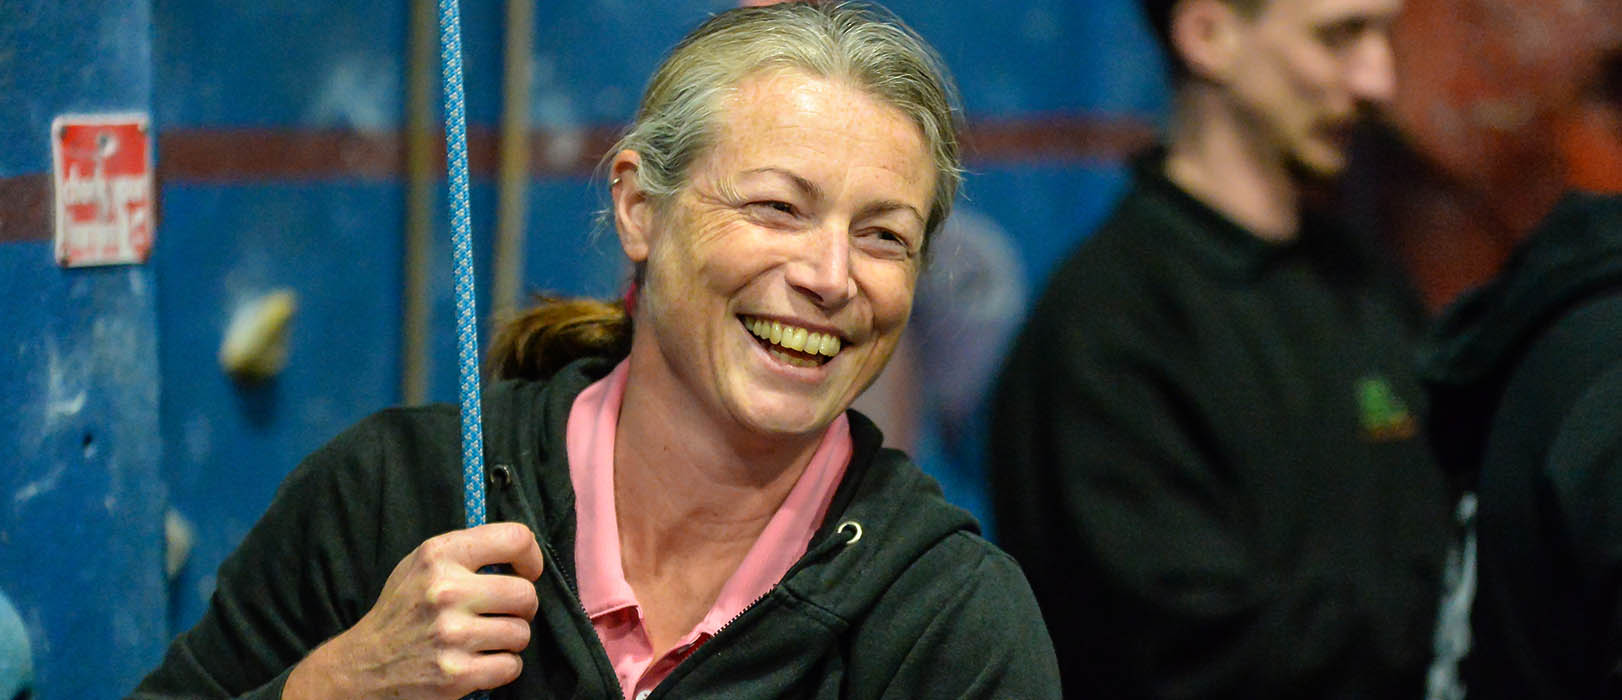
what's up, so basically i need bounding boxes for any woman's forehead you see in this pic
[704,70,932,184]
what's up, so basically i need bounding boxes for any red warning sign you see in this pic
[52,113,154,267]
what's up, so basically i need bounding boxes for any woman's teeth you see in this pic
[744,317,842,358]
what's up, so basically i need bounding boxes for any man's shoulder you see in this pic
[1031,183,1209,319]
[1087,178,1189,242]
[1063,175,1209,266]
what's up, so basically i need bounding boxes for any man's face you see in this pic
[1225,0,1403,178]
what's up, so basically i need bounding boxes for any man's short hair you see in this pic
[1139,0,1267,74]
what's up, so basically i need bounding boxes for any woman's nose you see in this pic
[785,224,857,309]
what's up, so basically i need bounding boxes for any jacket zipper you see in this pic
[539,539,627,700]
[644,521,863,699]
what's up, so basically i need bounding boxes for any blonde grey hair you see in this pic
[608,1,963,243]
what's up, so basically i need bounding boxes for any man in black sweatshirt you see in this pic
[990,0,1453,697]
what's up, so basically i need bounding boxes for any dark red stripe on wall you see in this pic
[0,174,51,243]
[159,128,405,181]
[965,114,1156,163]
[157,126,626,182]
[154,115,1153,182]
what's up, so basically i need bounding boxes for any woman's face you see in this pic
[615,68,934,438]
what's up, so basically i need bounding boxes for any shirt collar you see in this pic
[567,359,638,618]
[1132,146,1305,280]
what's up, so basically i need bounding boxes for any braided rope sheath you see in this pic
[437,0,485,531]
[437,1,491,696]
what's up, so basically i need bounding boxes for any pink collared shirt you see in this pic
[566,360,853,700]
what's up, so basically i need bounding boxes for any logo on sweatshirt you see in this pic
[1356,375,1417,442]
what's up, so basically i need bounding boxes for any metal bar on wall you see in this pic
[493,0,535,317]
[402,0,437,405]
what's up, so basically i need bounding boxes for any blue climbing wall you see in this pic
[0,2,1167,696]
[0,1,168,697]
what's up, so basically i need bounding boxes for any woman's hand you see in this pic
[283,522,546,699]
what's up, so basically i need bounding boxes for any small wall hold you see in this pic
[219,289,297,381]
[163,508,196,580]
[0,589,32,700]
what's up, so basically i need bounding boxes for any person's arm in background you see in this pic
[1543,361,1622,689]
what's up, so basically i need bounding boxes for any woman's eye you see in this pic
[748,201,798,218]
[859,229,915,260]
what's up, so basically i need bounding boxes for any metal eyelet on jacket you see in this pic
[836,520,863,545]
[488,463,513,490]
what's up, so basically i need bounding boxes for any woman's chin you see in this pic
[731,399,839,439]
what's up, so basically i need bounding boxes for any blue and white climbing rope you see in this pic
[437,0,485,532]
[438,1,495,698]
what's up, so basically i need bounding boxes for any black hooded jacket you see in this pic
[1420,192,1622,700]
[130,357,1061,699]
[992,150,1452,699]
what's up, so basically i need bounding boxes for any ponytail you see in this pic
[487,296,632,381]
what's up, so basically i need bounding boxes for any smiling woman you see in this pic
[129,3,1060,700]
[612,68,934,441]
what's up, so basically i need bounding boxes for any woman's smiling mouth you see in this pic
[740,315,843,368]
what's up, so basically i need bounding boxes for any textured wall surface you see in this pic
[0,1,167,697]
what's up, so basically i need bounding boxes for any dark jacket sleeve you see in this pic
[1543,362,1622,686]
[127,412,435,699]
[853,532,1062,699]
[991,301,1369,698]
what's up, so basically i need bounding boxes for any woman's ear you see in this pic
[611,149,654,264]
[1171,0,1245,83]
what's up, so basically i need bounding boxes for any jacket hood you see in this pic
[1420,192,1622,390]
[480,355,983,624]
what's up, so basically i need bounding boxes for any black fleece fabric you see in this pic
[130,357,1060,699]
[990,150,1452,699]
[1420,192,1622,700]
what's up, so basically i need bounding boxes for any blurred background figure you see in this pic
[990,0,1455,697]
[1361,0,1622,697]
[1421,189,1622,700]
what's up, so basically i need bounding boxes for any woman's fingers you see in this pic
[409,526,541,620]
[445,649,525,692]
[472,614,533,653]
[306,523,545,698]
[429,610,532,652]
[433,522,546,581]
[466,571,541,620]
